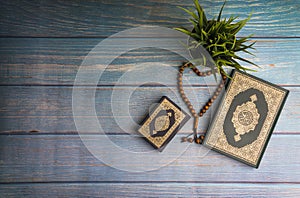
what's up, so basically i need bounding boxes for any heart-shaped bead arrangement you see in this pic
[178,62,227,144]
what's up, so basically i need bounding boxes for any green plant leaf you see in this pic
[175,0,257,77]
[178,6,198,21]
[234,55,259,68]
[217,0,226,22]
[174,27,192,36]
[194,0,207,24]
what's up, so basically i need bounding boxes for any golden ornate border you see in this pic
[205,71,287,166]
[138,97,187,148]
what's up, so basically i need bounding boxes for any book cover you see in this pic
[203,70,289,168]
[138,96,190,151]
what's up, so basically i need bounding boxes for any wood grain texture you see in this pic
[0,38,299,85]
[1,183,300,198]
[1,0,299,197]
[0,86,296,133]
[0,135,299,183]
[0,0,299,37]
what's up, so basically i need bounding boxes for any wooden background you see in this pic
[0,0,299,197]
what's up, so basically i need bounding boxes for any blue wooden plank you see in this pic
[0,38,299,85]
[0,0,299,37]
[0,183,300,198]
[0,86,297,133]
[0,134,299,183]
[0,0,298,196]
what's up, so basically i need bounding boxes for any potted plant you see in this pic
[175,0,258,77]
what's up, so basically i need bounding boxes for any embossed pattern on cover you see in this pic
[204,70,289,168]
[138,96,190,151]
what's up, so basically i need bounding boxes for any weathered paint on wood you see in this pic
[0,38,299,85]
[0,0,299,197]
[1,183,300,198]
[0,135,299,183]
[0,86,297,133]
[0,0,299,37]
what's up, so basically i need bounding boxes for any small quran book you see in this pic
[138,96,190,151]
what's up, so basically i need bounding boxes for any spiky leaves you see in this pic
[175,0,258,77]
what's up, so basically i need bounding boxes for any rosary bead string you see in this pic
[178,62,227,144]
